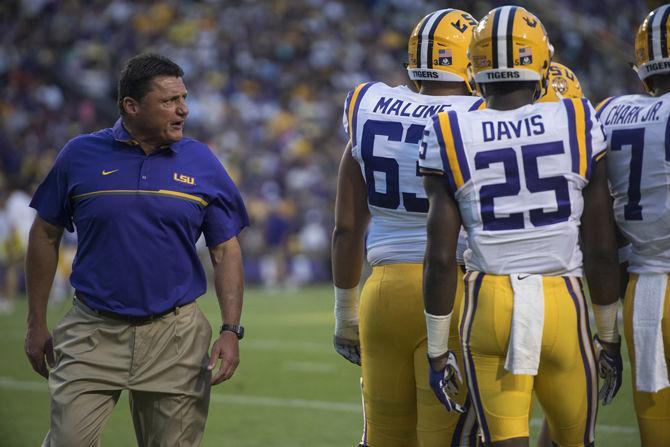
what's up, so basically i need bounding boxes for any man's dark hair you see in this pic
[117,53,184,115]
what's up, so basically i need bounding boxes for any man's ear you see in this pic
[121,97,139,115]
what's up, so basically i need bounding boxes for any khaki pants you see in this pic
[43,299,212,447]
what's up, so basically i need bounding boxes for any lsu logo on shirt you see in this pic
[173,173,195,185]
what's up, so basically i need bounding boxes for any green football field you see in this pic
[0,286,640,446]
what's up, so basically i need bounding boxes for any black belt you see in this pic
[74,293,184,325]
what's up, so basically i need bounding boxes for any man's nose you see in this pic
[177,99,188,117]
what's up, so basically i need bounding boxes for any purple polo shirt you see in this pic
[30,119,249,316]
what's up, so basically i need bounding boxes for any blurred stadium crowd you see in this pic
[0,0,651,306]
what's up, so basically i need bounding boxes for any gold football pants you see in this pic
[359,263,476,447]
[460,272,597,446]
[624,273,670,447]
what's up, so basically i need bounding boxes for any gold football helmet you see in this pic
[407,9,478,91]
[635,5,670,93]
[469,6,551,94]
[538,62,583,102]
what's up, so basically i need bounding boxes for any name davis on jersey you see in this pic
[482,115,545,141]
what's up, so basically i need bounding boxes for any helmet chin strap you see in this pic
[533,62,551,103]
[630,63,654,95]
[643,79,655,96]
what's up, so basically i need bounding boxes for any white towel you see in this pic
[505,274,545,375]
[633,273,670,393]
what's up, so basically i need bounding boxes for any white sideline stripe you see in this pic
[0,377,640,431]
[210,394,359,412]
[0,377,359,413]
[0,377,45,392]
[283,361,335,373]
[245,339,330,353]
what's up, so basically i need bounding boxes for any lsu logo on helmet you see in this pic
[407,9,478,92]
[634,5,670,92]
[539,62,583,102]
[469,6,551,92]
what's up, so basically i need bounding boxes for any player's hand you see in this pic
[333,317,360,366]
[428,351,465,413]
[594,334,623,405]
[25,324,54,379]
[208,331,240,385]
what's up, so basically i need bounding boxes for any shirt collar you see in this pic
[112,118,183,153]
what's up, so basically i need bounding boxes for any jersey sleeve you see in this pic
[418,111,471,194]
[417,114,446,176]
[342,82,376,143]
[562,98,607,180]
[342,89,354,135]
[202,154,250,247]
[587,100,608,164]
[595,96,616,120]
[29,139,77,232]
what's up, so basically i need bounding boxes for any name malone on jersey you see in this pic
[482,114,545,141]
[373,96,453,119]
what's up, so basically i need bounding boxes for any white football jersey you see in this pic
[599,93,670,273]
[343,82,483,265]
[419,98,607,275]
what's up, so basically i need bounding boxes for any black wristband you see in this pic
[220,324,244,340]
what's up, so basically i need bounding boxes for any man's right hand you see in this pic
[594,334,623,405]
[428,350,465,413]
[25,324,54,379]
[333,317,360,366]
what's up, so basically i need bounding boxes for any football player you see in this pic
[536,60,584,447]
[596,5,670,446]
[419,6,623,447]
[538,62,583,103]
[332,9,483,447]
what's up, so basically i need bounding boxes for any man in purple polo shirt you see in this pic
[24,53,249,446]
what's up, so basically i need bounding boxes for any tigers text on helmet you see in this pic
[469,6,551,93]
[635,5,670,92]
[539,62,583,102]
[407,9,478,91]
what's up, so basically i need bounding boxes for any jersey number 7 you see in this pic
[610,128,644,221]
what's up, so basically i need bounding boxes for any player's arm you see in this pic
[582,160,620,326]
[423,174,464,412]
[207,236,244,385]
[25,215,63,379]
[616,229,631,299]
[332,140,370,287]
[423,175,461,364]
[581,159,623,404]
[331,141,370,365]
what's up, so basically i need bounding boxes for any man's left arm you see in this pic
[582,159,623,405]
[207,236,244,385]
